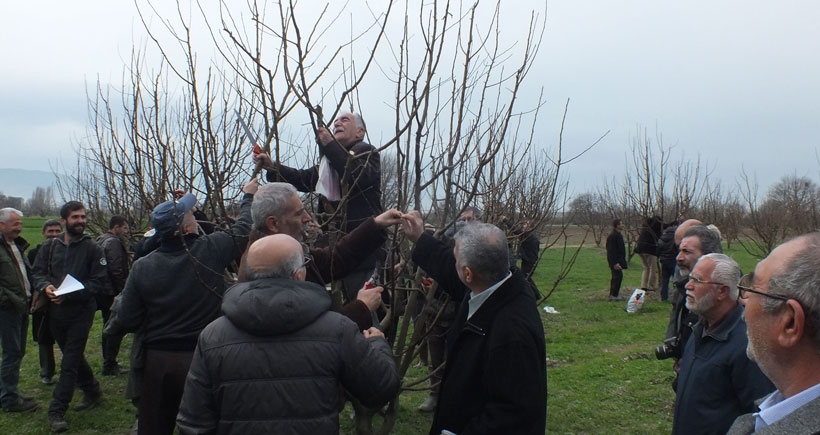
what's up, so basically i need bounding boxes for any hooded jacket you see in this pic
[176,277,399,434]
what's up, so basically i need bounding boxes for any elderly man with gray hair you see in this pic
[240,182,403,330]
[728,232,820,434]
[401,211,546,434]
[254,112,383,303]
[0,208,38,412]
[177,234,398,434]
[671,253,774,435]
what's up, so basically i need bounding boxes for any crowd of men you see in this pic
[4,111,818,435]
[604,213,820,435]
[1,111,549,434]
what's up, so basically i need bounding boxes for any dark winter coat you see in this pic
[239,216,388,331]
[176,278,399,434]
[606,230,627,270]
[31,233,108,316]
[104,195,252,351]
[634,216,663,256]
[412,232,547,435]
[673,305,775,435]
[271,139,382,234]
[657,225,678,262]
[96,232,129,295]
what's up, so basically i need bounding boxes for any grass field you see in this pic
[2,219,762,434]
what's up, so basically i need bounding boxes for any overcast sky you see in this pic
[1,1,818,195]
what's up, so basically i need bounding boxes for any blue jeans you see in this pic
[0,308,28,408]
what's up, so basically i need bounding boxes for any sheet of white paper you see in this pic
[53,274,85,296]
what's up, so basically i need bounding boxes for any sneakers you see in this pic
[609,295,624,301]
[74,393,103,411]
[49,415,69,433]
[42,376,55,385]
[102,365,129,376]
[3,397,38,413]
[418,394,438,412]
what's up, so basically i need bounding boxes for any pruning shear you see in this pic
[236,110,263,154]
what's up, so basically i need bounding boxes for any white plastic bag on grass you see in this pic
[626,289,646,313]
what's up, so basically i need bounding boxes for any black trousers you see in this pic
[48,302,101,416]
[95,293,124,369]
[609,268,623,297]
[139,349,194,435]
[32,311,56,378]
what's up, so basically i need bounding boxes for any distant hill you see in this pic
[0,168,60,199]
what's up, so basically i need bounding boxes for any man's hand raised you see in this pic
[400,210,425,242]
[316,128,334,146]
[374,209,403,229]
[242,178,259,195]
[252,151,275,170]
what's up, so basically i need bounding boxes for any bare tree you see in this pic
[598,125,709,258]
[768,174,820,234]
[699,178,744,248]
[568,192,609,247]
[25,186,56,217]
[61,1,597,433]
[737,170,785,257]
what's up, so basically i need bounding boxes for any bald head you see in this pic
[675,219,703,245]
[245,234,306,281]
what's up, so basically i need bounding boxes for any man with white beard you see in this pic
[671,253,773,435]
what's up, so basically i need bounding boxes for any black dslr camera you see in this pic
[654,336,682,360]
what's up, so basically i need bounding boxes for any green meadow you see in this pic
[2,219,760,434]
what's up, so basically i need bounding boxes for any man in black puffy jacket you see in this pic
[176,234,399,434]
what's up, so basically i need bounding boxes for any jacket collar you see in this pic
[57,232,91,246]
[2,235,29,252]
[694,303,743,342]
[158,233,200,252]
[462,270,529,334]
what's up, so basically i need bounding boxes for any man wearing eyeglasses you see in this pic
[177,234,398,434]
[672,253,774,435]
[727,233,820,434]
[664,223,723,360]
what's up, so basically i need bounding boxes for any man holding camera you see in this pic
[671,253,773,434]
[661,222,722,360]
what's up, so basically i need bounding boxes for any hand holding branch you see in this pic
[357,285,384,312]
[374,209,403,229]
[400,210,425,242]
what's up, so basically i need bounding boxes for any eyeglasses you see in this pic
[300,255,312,269]
[687,274,722,286]
[737,274,791,302]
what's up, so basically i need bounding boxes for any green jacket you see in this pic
[0,236,31,313]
